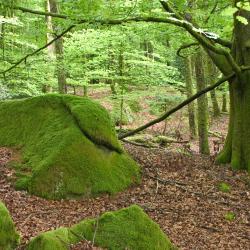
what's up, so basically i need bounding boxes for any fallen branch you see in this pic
[209,131,224,139]
[147,174,188,187]
[121,139,158,148]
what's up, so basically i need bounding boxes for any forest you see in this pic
[0,0,249,249]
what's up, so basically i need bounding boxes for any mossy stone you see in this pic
[26,205,177,250]
[0,201,20,250]
[0,94,140,199]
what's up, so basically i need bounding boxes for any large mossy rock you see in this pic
[26,205,176,250]
[0,94,140,199]
[0,201,20,250]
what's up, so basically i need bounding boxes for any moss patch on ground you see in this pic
[0,94,140,199]
[26,205,176,250]
[0,201,20,250]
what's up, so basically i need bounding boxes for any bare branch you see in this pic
[204,1,219,23]
[118,73,234,140]
[0,25,75,76]
[14,6,68,19]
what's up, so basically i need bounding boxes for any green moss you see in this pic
[218,182,231,193]
[26,228,69,250]
[0,94,140,199]
[26,205,176,250]
[224,212,236,221]
[0,201,20,250]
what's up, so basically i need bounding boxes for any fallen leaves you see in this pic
[0,141,249,250]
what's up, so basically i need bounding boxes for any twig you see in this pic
[147,174,188,187]
[155,168,159,195]
[92,218,99,247]
[1,25,75,76]
[68,229,89,243]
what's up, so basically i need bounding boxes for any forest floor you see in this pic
[0,89,249,249]
[0,115,249,249]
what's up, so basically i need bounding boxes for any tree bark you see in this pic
[216,5,250,172]
[195,50,210,155]
[185,56,197,138]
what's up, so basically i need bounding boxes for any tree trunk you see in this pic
[222,93,228,112]
[44,0,55,93]
[195,50,210,155]
[83,85,88,97]
[48,0,67,94]
[110,81,117,95]
[216,6,250,172]
[185,56,197,139]
[210,89,220,117]
[203,52,221,117]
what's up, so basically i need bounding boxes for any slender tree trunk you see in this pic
[48,0,67,94]
[222,93,228,112]
[44,0,55,93]
[210,90,220,117]
[118,46,125,131]
[185,56,197,139]
[83,85,88,97]
[195,50,210,155]
[110,81,117,95]
[205,55,220,117]
[216,5,250,172]
[107,47,117,96]
[0,22,5,60]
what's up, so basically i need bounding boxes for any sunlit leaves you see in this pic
[236,15,248,25]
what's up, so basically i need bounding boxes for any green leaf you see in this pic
[236,15,248,25]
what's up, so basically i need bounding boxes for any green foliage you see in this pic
[111,101,135,126]
[218,182,231,193]
[224,212,236,222]
[128,99,142,113]
[0,94,140,199]
[27,205,176,250]
[0,201,20,250]
[148,93,184,116]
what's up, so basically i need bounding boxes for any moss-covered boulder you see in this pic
[26,205,176,250]
[0,201,20,250]
[0,94,140,199]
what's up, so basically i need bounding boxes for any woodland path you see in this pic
[0,143,249,250]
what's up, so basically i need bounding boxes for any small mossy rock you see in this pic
[26,205,176,250]
[0,201,20,250]
[26,228,69,250]
[0,94,140,199]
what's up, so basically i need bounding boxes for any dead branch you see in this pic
[118,73,234,139]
